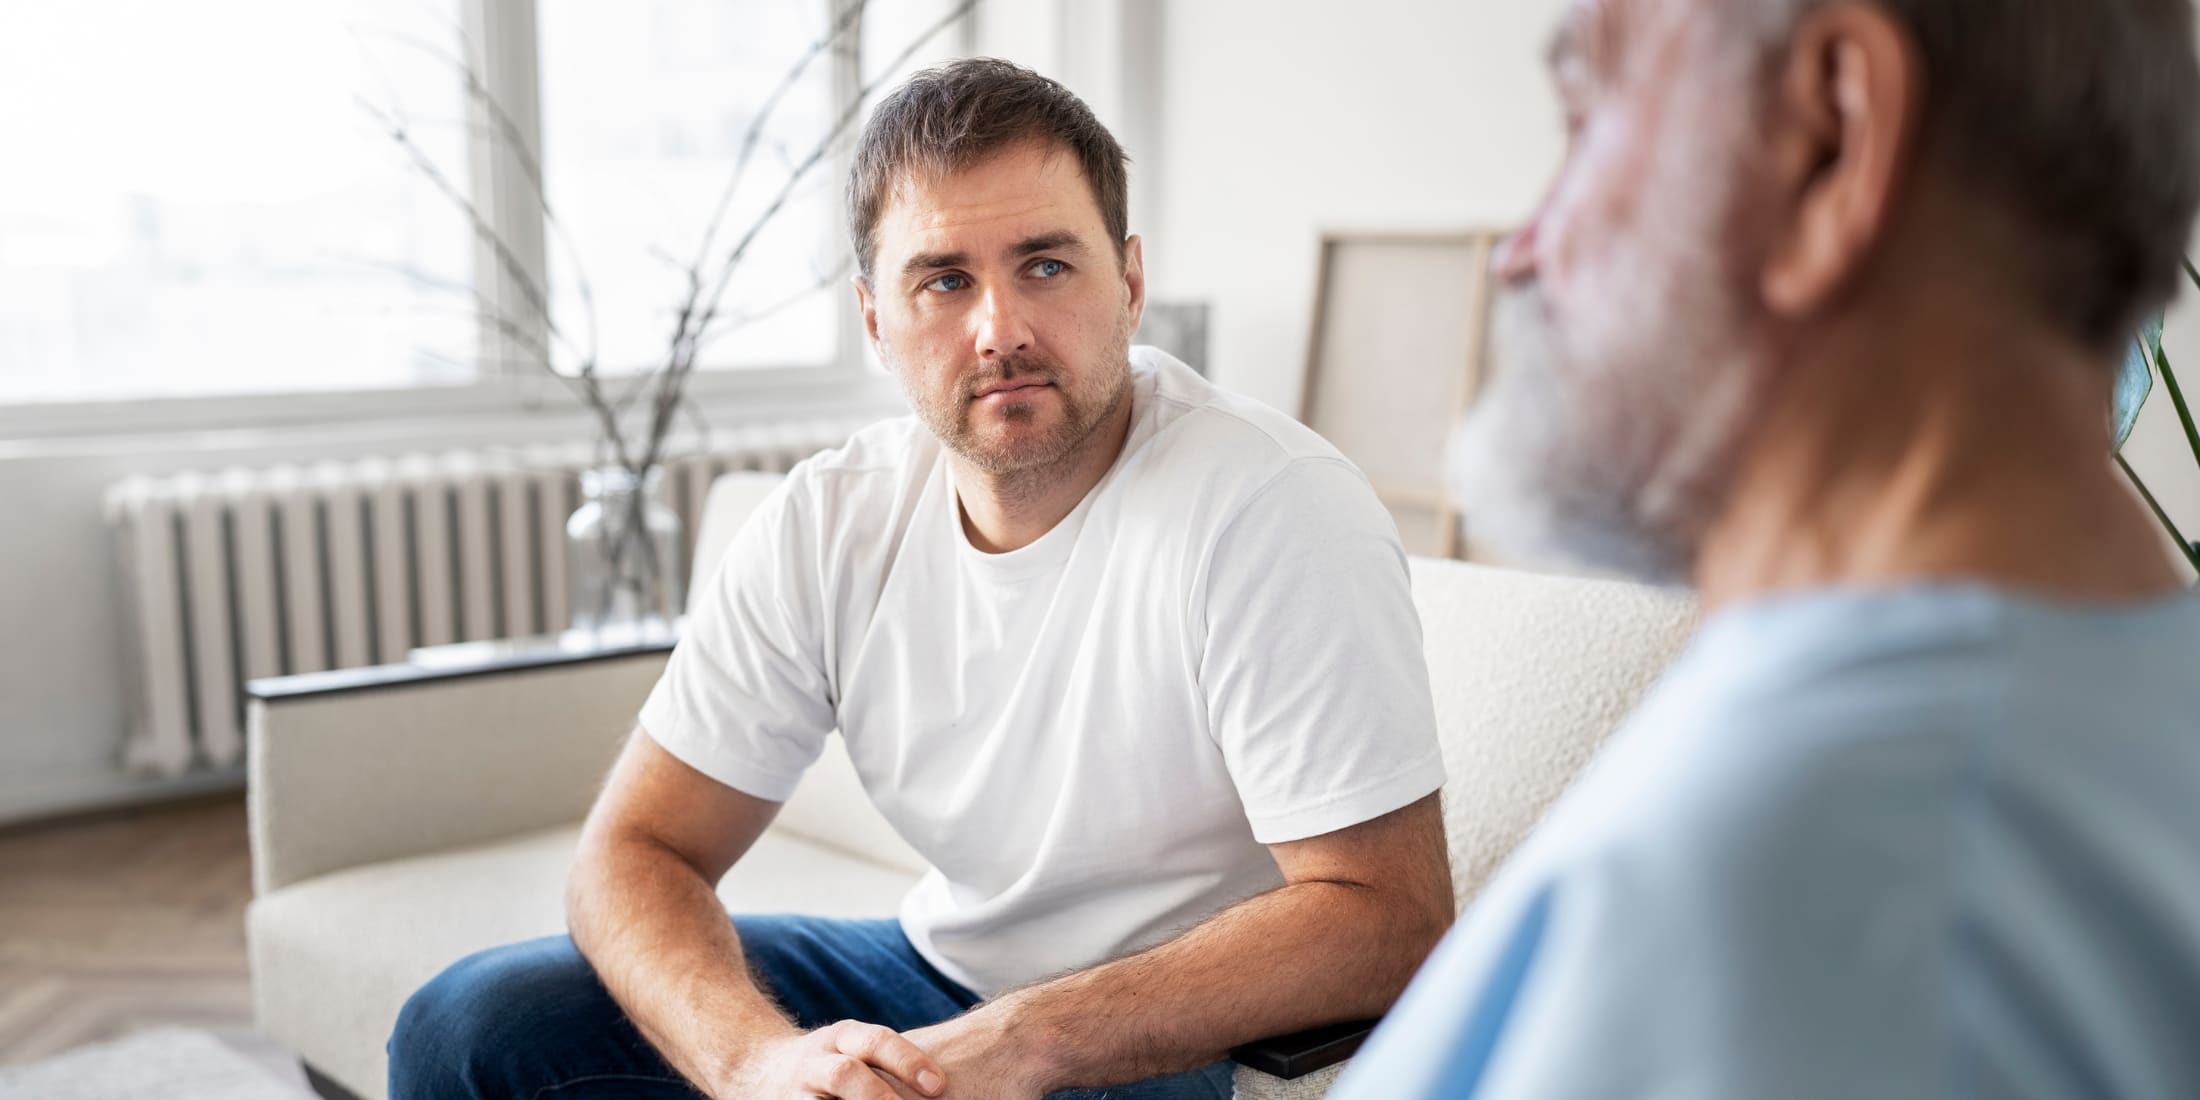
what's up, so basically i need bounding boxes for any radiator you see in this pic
[103,421,866,778]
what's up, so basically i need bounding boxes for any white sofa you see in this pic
[245,473,1696,1099]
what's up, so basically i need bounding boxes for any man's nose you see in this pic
[976,288,1035,359]
[1493,216,1540,284]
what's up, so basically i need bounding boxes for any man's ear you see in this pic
[1122,234,1147,334]
[1759,2,1923,317]
[853,273,883,350]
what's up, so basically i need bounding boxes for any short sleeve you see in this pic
[1199,458,1446,843]
[636,474,836,801]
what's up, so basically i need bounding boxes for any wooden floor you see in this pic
[0,793,305,1084]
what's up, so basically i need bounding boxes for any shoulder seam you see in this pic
[1158,393,1334,462]
[1211,454,1368,551]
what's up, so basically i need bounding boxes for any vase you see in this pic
[565,464,685,639]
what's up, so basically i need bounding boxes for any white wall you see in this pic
[1143,1,1567,414]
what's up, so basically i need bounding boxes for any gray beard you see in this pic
[1447,286,1755,586]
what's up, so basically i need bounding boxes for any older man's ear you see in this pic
[1759,3,1922,318]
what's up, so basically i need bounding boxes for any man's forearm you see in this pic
[566,834,798,1091]
[978,878,1447,1090]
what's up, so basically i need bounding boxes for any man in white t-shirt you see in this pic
[388,57,1452,1100]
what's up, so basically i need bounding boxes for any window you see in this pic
[537,0,841,375]
[0,0,957,415]
[0,1,474,404]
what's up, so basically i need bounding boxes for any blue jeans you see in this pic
[388,914,1234,1099]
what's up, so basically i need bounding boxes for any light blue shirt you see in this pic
[1335,585,2200,1099]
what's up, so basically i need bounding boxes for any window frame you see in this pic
[0,0,888,442]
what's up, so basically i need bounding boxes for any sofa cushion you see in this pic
[1409,559,1695,910]
[248,823,920,1100]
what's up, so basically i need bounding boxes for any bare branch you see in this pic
[337,254,549,358]
[355,95,574,362]
[347,283,550,365]
[651,0,877,449]
[688,254,854,361]
[352,23,602,371]
[641,0,973,475]
[644,243,693,276]
[366,0,974,505]
[604,250,848,438]
[685,0,875,282]
[678,395,718,460]
[612,372,662,421]
[688,0,978,350]
[357,68,640,475]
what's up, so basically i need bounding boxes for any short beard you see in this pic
[906,329,1132,491]
[1448,207,1763,585]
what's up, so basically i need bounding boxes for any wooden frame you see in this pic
[1299,230,1504,559]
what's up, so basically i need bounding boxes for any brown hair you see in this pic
[848,57,1130,279]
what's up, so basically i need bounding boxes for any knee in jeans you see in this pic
[388,945,554,1097]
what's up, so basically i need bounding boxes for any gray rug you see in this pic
[0,1029,311,1100]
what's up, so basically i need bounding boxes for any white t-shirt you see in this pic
[638,347,1444,995]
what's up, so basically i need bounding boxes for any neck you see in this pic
[1696,290,2184,612]
[956,394,1135,554]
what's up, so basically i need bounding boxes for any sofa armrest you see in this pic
[244,637,672,896]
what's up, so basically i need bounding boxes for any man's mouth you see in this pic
[972,379,1053,401]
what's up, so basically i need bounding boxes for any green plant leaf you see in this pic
[2117,455,2200,574]
[2115,313,2162,451]
[2157,343,2200,473]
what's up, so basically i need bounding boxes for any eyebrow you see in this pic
[900,231,1093,278]
[1012,230,1087,258]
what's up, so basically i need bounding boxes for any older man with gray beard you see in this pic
[1334,0,2200,1097]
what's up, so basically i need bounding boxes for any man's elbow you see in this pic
[563,837,613,948]
[1410,898,1453,971]
[563,827,655,948]
[1312,872,1454,1014]
[1380,872,1455,1004]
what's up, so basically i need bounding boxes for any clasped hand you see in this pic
[713,1012,1047,1099]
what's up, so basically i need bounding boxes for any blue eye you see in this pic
[1032,259,1067,278]
[926,273,970,293]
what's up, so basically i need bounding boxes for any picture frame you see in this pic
[1298,230,1504,559]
